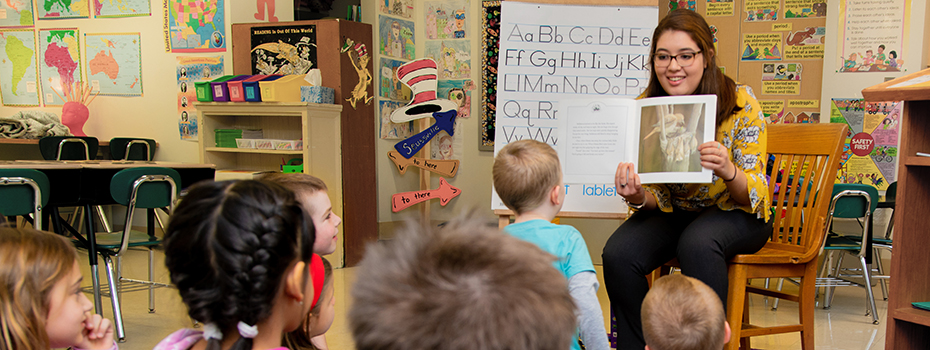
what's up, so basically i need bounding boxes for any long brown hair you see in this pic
[0,227,79,350]
[644,9,740,126]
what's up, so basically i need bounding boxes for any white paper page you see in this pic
[559,99,638,184]
[634,95,716,184]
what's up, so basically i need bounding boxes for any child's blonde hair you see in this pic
[642,274,726,350]
[257,173,328,197]
[0,227,79,350]
[492,140,561,214]
[283,256,334,350]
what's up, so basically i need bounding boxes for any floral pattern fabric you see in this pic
[642,85,770,221]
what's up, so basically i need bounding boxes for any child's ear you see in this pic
[285,261,309,303]
[549,184,562,206]
[723,320,732,344]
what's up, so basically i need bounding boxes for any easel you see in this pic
[492,0,657,227]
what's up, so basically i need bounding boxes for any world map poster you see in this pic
[0,0,35,27]
[165,0,226,52]
[38,28,82,106]
[37,0,90,19]
[94,0,151,18]
[84,33,142,96]
[0,29,40,106]
[830,98,899,190]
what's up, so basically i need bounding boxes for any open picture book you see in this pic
[558,95,717,184]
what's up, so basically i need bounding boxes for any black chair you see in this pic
[109,137,156,161]
[0,169,50,228]
[38,136,99,161]
[38,136,112,233]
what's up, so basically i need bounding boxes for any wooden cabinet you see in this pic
[230,19,377,267]
[862,68,930,349]
[196,102,348,265]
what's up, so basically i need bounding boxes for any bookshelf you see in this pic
[862,67,930,349]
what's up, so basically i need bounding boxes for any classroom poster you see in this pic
[95,0,150,18]
[0,0,34,27]
[176,55,224,141]
[249,24,316,75]
[830,98,899,190]
[84,33,143,96]
[38,0,89,19]
[379,15,414,60]
[744,0,778,21]
[705,0,734,17]
[837,0,906,72]
[785,27,825,60]
[668,0,696,11]
[741,33,782,60]
[493,2,657,213]
[759,99,784,123]
[424,40,470,80]
[784,0,827,18]
[424,1,468,39]
[165,0,226,52]
[0,29,40,106]
[38,28,81,106]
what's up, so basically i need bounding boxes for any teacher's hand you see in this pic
[698,141,736,181]
[615,162,645,204]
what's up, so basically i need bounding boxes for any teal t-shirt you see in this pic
[504,219,596,350]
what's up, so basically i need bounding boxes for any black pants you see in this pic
[602,206,771,350]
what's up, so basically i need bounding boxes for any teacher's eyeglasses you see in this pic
[654,51,702,68]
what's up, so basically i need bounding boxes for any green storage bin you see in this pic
[196,75,236,102]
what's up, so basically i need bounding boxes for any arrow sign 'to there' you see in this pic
[391,177,462,212]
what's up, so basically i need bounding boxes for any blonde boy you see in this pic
[258,173,342,255]
[492,139,610,350]
[642,275,731,350]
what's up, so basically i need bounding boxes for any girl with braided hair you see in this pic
[154,180,317,350]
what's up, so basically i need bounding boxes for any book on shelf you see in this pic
[913,302,930,311]
[557,95,717,185]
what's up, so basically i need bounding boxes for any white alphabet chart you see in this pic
[491,1,658,213]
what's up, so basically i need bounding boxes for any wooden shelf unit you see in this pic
[196,101,346,263]
[862,68,930,349]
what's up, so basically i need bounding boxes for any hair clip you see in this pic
[237,321,259,339]
[202,323,223,340]
[309,254,325,309]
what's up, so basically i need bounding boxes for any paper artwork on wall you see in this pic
[165,0,226,53]
[830,98,900,190]
[424,40,470,80]
[379,57,412,101]
[94,0,151,18]
[379,15,415,60]
[176,55,224,141]
[761,62,802,95]
[837,0,905,73]
[0,0,34,27]
[784,27,825,60]
[380,0,413,18]
[391,177,461,212]
[759,100,784,123]
[38,28,82,106]
[705,0,734,17]
[741,33,782,61]
[784,0,826,18]
[744,0,778,21]
[668,0,696,11]
[424,0,468,40]
[379,100,414,140]
[38,0,89,19]
[388,150,459,177]
[249,24,316,75]
[84,33,142,96]
[0,29,40,106]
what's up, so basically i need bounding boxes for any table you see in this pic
[0,160,215,319]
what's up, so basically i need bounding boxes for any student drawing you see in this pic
[425,41,471,80]
[379,17,415,60]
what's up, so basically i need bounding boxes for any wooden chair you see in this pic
[725,123,847,349]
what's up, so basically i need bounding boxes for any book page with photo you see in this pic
[558,95,716,184]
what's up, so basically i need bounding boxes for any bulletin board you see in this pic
[660,0,827,124]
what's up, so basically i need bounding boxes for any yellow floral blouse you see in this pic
[641,85,770,222]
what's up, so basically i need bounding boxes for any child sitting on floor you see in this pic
[642,274,731,350]
[492,139,610,350]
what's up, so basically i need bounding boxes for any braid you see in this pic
[164,180,315,349]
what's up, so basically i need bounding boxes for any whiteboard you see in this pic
[491,2,659,213]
